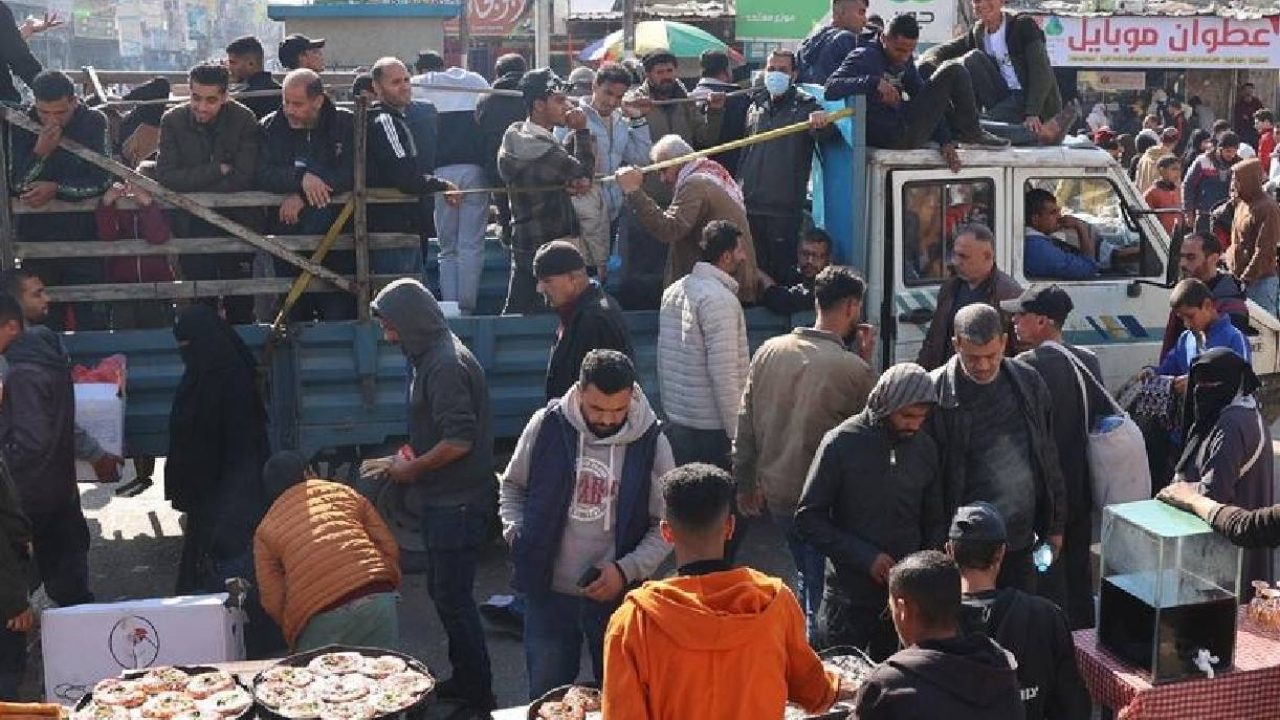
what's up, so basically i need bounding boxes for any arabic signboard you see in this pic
[735,0,828,41]
[1039,14,1280,69]
[885,0,960,46]
[444,0,529,37]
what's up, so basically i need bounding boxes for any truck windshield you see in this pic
[1024,177,1163,280]
[902,179,996,285]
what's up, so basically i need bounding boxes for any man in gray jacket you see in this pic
[500,349,673,698]
[369,278,494,712]
[796,363,945,660]
[929,303,1066,594]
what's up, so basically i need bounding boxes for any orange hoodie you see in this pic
[602,566,839,719]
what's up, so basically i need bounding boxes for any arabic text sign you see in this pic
[1040,14,1280,69]
[735,0,828,41]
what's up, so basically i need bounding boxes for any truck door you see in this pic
[1011,166,1169,388]
[886,169,1005,365]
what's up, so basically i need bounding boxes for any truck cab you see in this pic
[813,96,1280,389]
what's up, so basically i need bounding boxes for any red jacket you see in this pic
[95,200,176,284]
[1259,129,1276,171]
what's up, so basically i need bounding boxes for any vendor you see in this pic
[1159,483,1280,549]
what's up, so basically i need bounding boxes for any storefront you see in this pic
[1031,12,1280,137]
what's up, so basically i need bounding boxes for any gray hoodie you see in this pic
[499,382,673,595]
[371,279,494,508]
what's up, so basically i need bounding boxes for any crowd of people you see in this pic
[1,0,1280,718]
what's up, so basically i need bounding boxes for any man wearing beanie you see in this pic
[795,362,946,661]
[1227,156,1280,314]
[948,502,1090,720]
[498,68,595,314]
[254,451,402,652]
[535,241,632,401]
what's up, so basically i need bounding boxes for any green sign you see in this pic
[735,0,829,41]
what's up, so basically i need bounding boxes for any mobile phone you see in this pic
[577,567,602,588]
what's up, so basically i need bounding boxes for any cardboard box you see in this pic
[73,382,124,484]
[41,594,245,703]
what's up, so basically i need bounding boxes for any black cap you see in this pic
[949,502,1007,543]
[533,241,586,279]
[518,67,571,103]
[351,74,374,97]
[279,34,324,69]
[1000,284,1074,325]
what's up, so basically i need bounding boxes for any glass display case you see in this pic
[1098,499,1242,683]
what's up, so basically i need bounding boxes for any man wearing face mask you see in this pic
[736,49,837,282]
[500,350,673,698]
[928,303,1065,594]
[796,363,946,661]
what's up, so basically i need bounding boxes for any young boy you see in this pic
[0,295,32,701]
[1143,155,1183,237]
[253,451,402,651]
[949,503,1090,720]
[1155,277,1251,383]
[602,463,852,719]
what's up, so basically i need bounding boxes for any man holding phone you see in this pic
[500,350,673,698]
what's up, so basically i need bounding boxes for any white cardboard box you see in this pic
[73,382,125,484]
[41,594,245,703]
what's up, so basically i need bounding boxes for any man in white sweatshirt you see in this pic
[500,349,673,699]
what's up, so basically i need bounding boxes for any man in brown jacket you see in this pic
[1227,158,1280,315]
[917,224,1022,370]
[253,452,402,651]
[617,135,760,303]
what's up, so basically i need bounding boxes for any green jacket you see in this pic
[921,12,1062,122]
[0,458,33,621]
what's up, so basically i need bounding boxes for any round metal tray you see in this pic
[72,665,254,720]
[251,644,435,720]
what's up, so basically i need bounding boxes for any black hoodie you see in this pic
[371,279,494,508]
[0,326,77,516]
[854,633,1026,719]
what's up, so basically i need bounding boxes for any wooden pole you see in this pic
[0,126,13,270]
[82,65,108,106]
[271,201,356,334]
[0,105,355,292]
[353,96,371,321]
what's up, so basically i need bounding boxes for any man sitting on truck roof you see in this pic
[1023,189,1100,281]
[824,14,1008,174]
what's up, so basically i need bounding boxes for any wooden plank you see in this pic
[0,126,13,268]
[73,70,360,87]
[82,66,108,106]
[353,97,371,322]
[45,274,405,302]
[13,233,419,258]
[10,189,415,214]
[0,105,353,291]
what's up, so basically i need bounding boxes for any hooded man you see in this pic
[500,349,673,698]
[603,463,853,719]
[851,550,1024,720]
[1227,157,1280,314]
[1174,348,1274,584]
[368,278,495,711]
[0,325,93,609]
[796,363,947,661]
[498,68,596,315]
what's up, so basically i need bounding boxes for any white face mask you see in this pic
[764,70,791,96]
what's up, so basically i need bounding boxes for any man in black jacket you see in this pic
[689,49,750,176]
[10,70,111,330]
[476,53,529,247]
[760,228,832,315]
[0,2,44,104]
[366,57,459,235]
[852,550,1023,719]
[535,241,632,400]
[797,362,945,661]
[929,303,1066,594]
[950,503,1090,720]
[0,294,30,701]
[226,36,281,120]
[257,69,355,320]
[738,49,835,281]
[1004,285,1107,629]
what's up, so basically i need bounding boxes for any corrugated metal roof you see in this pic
[1009,0,1280,19]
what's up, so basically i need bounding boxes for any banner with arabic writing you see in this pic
[1037,14,1280,69]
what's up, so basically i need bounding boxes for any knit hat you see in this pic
[533,241,586,279]
[863,362,936,422]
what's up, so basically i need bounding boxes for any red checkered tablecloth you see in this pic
[1074,608,1280,719]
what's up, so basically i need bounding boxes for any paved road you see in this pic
[23,459,795,712]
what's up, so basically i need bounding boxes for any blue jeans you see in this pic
[772,512,825,640]
[1245,274,1279,317]
[296,592,399,652]
[434,164,489,315]
[522,590,615,699]
[421,503,493,702]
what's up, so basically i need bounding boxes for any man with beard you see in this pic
[1159,232,1248,357]
[929,303,1065,594]
[500,350,673,698]
[735,266,876,636]
[760,228,833,315]
[796,363,946,660]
